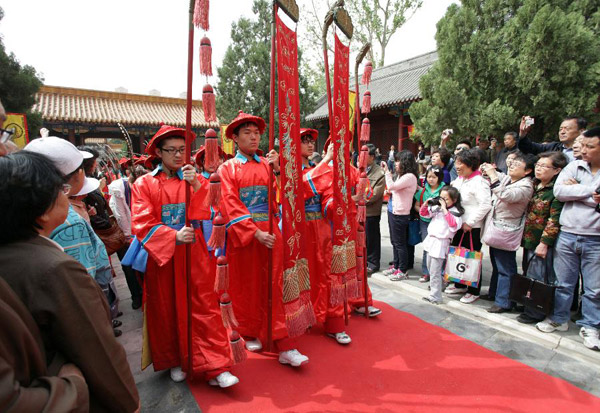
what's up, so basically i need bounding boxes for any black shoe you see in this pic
[487,305,511,314]
[132,295,142,310]
[388,261,394,266]
[571,310,583,323]
[514,304,525,313]
[113,329,122,337]
[480,294,495,301]
[517,314,542,324]
[112,319,123,328]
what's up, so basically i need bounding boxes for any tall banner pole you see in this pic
[355,43,371,318]
[266,1,279,354]
[184,0,195,378]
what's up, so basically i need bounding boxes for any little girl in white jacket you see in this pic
[420,186,464,304]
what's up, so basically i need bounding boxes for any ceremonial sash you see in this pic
[330,34,359,304]
[276,14,315,336]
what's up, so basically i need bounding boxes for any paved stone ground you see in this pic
[111,206,600,411]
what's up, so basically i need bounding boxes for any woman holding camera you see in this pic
[480,153,535,313]
[382,151,418,281]
[445,149,492,303]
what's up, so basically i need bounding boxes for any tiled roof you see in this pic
[306,51,438,122]
[33,86,219,128]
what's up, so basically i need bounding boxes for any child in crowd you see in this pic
[414,165,446,282]
[419,186,464,304]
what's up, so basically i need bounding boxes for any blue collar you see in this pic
[151,163,184,180]
[235,151,261,164]
[302,160,316,170]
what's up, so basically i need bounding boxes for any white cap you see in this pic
[74,177,100,197]
[24,136,93,176]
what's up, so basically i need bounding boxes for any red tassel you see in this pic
[214,256,229,292]
[361,118,371,142]
[199,36,212,77]
[358,200,366,224]
[203,84,216,122]
[193,0,210,31]
[229,330,247,364]
[204,129,219,172]
[358,144,369,170]
[361,61,372,85]
[220,293,239,328]
[357,224,365,248]
[208,172,221,208]
[208,214,226,249]
[362,90,371,114]
[357,172,368,200]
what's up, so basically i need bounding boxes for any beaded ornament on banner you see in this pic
[193,0,246,364]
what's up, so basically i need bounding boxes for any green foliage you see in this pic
[0,7,44,137]
[216,0,318,152]
[409,0,600,146]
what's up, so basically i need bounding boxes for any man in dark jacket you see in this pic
[518,116,587,163]
[365,144,386,273]
[495,132,519,173]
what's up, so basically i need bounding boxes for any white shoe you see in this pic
[445,285,468,295]
[354,306,382,317]
[536,318,568,333]
[278,349,309,367]
[170,367,187,382]
[208,371,239,388]
[327,331,352,344]
[245,338,262,352]
[459,293,479,304]
[579,327,600,350]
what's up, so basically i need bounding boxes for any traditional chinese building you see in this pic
[32,85,219,154]
[306,51,437,154]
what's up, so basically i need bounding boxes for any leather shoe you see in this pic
[112,319,122,328]
[480,294,495,301]
[132,295,142,310]
[487,305,511,314]
[113,328,122,337]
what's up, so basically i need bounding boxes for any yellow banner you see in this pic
[4,113,29,149]
[348,90,356,134]
[220,124,235,155]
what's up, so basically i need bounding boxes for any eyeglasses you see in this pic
[0,127,15,144]
[61,183,72,195]
[160,147,186,155]
[534,163,556,170]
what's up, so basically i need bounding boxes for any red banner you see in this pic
[275,14,315,337]
[330,34,359,304]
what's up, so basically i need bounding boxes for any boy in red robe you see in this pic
[131,125,238,387]
[219,111,310,367]
[300,129,350,344]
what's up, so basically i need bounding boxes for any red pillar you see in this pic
[398,109,404,151]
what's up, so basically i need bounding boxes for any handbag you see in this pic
[95,204,128,255]
[509,255,556,315]
[481,201,525,252]
[444,232,483,287]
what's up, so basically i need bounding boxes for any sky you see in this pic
[1,0,456,99]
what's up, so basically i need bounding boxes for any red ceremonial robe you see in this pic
[303,164,345,333]
[307,163,374,309]
[218,153,291,349]
[131,165,232,379]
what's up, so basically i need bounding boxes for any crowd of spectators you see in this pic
[372,115,600,353]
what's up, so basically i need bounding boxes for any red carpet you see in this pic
[188,302,600,412]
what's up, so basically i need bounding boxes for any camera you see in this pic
[525,117,535,128]
[595,187,600,213]
[428,196,441,207]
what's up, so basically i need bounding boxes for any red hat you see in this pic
[133,155,147,166]
[118,157,131,167]
[300,128,318,141]
[193,145,232,166]
[144,155,158,169]
[324,136,332,152]
[225,111,266,139]
[146,123,196,155]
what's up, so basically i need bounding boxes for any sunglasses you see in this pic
[0,127,15,144]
